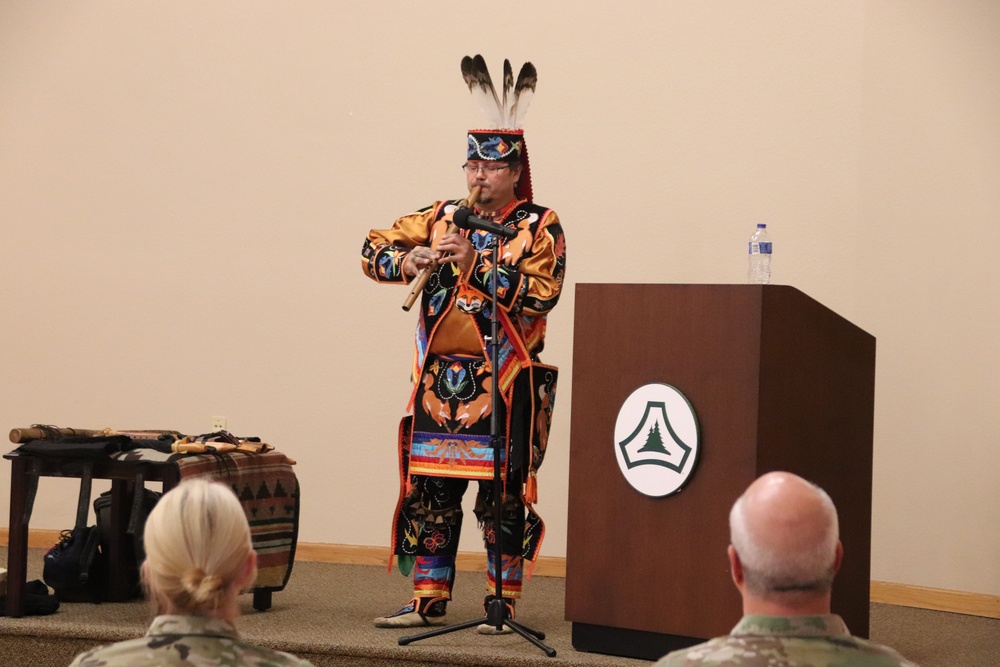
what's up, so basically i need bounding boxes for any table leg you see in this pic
[6,457,30,617]
[253,589,272,611]
[106,480,133,601]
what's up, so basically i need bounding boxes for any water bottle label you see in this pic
[748,242,773,254]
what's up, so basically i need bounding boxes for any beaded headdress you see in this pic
[462,55,537,203]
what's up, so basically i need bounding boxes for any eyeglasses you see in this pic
[462,162,511,175]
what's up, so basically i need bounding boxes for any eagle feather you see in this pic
[509,62,537,130]
[461,54,503,129]
[501,59,514,127]
[461,55,537,130]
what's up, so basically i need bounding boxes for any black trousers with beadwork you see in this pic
[407,473,525,601]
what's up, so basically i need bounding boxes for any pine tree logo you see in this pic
[618,402,692,472]
[614,384,700,497]
[638,421,669,455]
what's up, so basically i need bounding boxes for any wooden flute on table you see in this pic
[9,426,182,443]
[402,185,481,312]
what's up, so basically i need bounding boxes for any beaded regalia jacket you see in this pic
[362,197,566,563]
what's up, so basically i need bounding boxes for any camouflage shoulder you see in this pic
[238,648,315,666]
[652,637,753,666]
[825,636,923,667]
[67,645,108,667]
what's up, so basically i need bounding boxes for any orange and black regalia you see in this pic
[361,193,565,613]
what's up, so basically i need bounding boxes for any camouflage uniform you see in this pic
[68,614,314,667]
[654,614,919,667]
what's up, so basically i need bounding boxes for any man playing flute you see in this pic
[360,55,566,632]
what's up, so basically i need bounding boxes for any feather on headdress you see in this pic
[462,55,538,203]
[461,55,537,130]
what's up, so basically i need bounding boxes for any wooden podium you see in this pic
[565,284,876,661]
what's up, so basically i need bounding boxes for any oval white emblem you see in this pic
[614,383,700,497]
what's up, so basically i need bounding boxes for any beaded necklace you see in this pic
[475,197,523,223]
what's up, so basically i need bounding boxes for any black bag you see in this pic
[93,479,161,599]
[42,526,106,601]
[42,464,109,602]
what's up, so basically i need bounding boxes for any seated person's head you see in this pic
[728,471,842,602]
[142,478,257,619]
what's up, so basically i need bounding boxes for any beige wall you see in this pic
[1,1,997,597]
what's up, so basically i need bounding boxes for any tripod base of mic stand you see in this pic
[398,598,557,657]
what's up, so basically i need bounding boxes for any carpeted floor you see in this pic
[1,547,997,667]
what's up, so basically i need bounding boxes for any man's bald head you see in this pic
[729,472,841,599]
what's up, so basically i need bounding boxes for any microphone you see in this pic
[452,207,518,240]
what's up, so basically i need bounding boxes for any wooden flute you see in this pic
[401,185,481,312]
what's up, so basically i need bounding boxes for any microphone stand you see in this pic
[399,231,556,658]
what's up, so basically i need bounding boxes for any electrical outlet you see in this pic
[211,416,227,431]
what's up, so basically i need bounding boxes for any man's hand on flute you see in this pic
[436,233,475,273]
[403,233,475,277]
[403,247,440,277]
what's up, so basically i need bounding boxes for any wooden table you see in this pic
[4,450,279,617]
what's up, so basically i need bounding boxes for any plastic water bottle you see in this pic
[747,223,772,284]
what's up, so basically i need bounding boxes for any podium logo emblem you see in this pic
[614,383,700,497]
